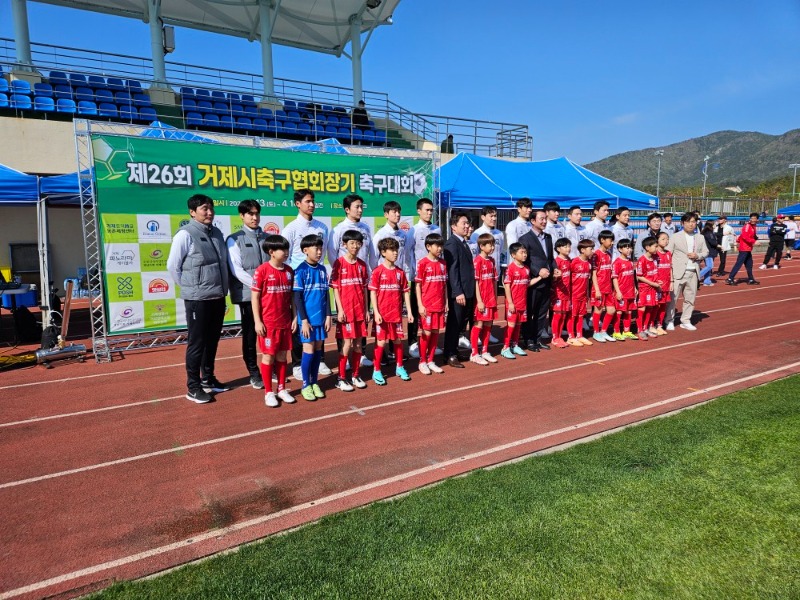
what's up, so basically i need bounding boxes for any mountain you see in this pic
[585,129,800,192]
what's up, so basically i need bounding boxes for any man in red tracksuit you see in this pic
[726,213,760,286]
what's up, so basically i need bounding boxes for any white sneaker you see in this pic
[409,343,420,359]
[428,362,444,374]
[265,392,279,408]
[458,336,471,349]
[602,332,616,343]
[351,376,367,389]
[318,361,332,376]
[335,378,354,392]
[758,264,767,270]
[470,354,489,366]
[773,265,780,269]
[360,355,374,367]
[434,347,443,356]
[489,333,499,343]
[418,362,431,375]
[666,322,675,331]
[679,323,697,331]
[481,352,498,363]
[292,365,303,381]
[277,389,295,404]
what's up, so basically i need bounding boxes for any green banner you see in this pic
[92,134,433,334]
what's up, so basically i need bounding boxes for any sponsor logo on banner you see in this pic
[148,278,170,294]
[136,215,171,241]
[264,221,280,235]
[105,244,140,272]
[110,302,144,330]
[150,249,163,259]
[145,220,160,232]
[115,276,136,299]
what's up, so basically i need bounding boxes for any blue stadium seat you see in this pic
[196,100,213,114]
[324,124,338,138]
[286,110,301,123]
[375,129,387,146]
[266,119,280,134]
[119,104,137,121]
[219,115,235,130]
[33,82,52,97]
[275,109,287,120]
[236,117,252,131]
[56,98,77,114]
[230,103,245,118]
[88,75,107,90]
[322,104,333,113]
[281,121,297,137]
[362,129,375,144]
[211,90,226,102]
[115,91,132,105]
[74,87,95,103]
[180,87,196,101]
[0,79,8,94]
[243,104,258,119]
[126,80,143,94]
[34,96,55,112]
[327,115,339,126]
[95,89,114,104]
[48,71,69,87]
[195,88,211,100]
[98,102,117,118]
[241,94,256,106]
[352,128,364,143]
[10,94,32,110]
[53,85,73,100]
[182,98,197,112]
[132,93,152,107]
[77,100,98,116]
[138,107,157,122]
[333,106,346,114]
[68,73,87,87]
[0,93,7,108]
[185,111,203,127]
[227,92,240,103]
[213,101,230,115]
[251,118,267,132]
[11,80,31,95]
[106,77,126,92]
[203,114,220,128]
[337,126,352,141]
[283,100,296,111]
[297,122,312,139]
[368,120,376,128]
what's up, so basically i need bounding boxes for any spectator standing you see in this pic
[351,100,369,128]
[725,213,760,286]
[443,212,475,368]
[665,213,709,331]
[699,221,719,286]
[784,216,797,260]
[441,134,455,154]
[760,215,787,269]
[715,215,735,275]
[167,194,231,403]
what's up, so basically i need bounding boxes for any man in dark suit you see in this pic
[443,211,475,368]
[518,209,559,351]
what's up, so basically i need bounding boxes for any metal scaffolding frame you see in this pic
[74,119,437,362]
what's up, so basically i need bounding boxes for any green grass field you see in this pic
[97,376,800,599]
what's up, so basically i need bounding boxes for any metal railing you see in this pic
[1,37,531,158]
[658,196,798,216]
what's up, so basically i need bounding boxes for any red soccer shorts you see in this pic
[420,311,445,331]
[591,292,615,309]
[658,291,671,304]
[571,298,588,316]
[474,305,498,322]
[336,320,367,340]
[506,307,528,324]
[615,297,638,312]
[638,288,658,307]
[374,321,404,341]
[258,327,292,356]
[551,295,571,312]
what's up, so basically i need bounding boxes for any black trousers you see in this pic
[407,283,419,344]
[444,296,474,358]
[717,251,728,273]
[238,301,259,376]
[728,251,754,281]
[184,298,226,391]
[524,284,551,343]
[764,242,783,265]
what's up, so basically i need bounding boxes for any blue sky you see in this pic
[2,0,798,164]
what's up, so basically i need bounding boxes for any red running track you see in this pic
[1,263,799,599]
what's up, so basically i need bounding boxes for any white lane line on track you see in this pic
[3,295,799,429]
[700,280,799,298]
[2,318,799,490]
[3,359,799,600]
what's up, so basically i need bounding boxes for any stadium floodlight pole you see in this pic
[10,0,34,72]
[702,155,710,199]
[147,0,168,88]
[655,149,664,198]
[350,14,364,105]
[259,0,278,103]
[790,163,800,197]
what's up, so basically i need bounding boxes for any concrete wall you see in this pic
[0,117,77,174]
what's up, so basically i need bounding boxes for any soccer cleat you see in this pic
[311,383,325,398]
[428,362,445,374]
[265,392,279,408]
[470,354,489,366]
[360,356,374,367]
[335,378,354,392]
[458,335,471,349]
[186,389,213,404]
[566,338,583,347]
[408,343,420,359]
[577,337,593,346]
[637,331,649,341]
[277,389,295,404]
[250,374,264,390]
[666,322,675,331]
[647,328,659,337]
[292,366,303,381]
[758,264,767,270]
[602,332,616,343]
[372,370,387,386]
[551,338,569,349]
[351,376,367,389]
[773,265,780,269]
[318,362,332,376]
[592,332,606,343]
[201,377,230,393]
[655,327,668,336]
[623,331,638,340]
[501,347,516,359]
[680,323,697,331]
[481,352,498,363]
[512,345,527,356]
[612,332,626,341]
[418,362,432,375]
[301,386,317,401]
[396,366,411,381]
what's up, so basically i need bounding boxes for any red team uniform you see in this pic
[251,262,294,355]
[415,257,448,331]
[570,257,592,317]
[330,256,369,339]
[612,258,637,312]
[369,264,409,341]
[473,255,498,321]
[591,249,614,308]
[552,256,572,312]
[636,255,660,307]
[504,262,530,324]
[655,249,672,304]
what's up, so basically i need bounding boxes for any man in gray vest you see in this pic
[227,200,268,390]
[167,194,231,403]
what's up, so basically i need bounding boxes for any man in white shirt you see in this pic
[583,200,610,249]
[660,212,677,237]
[281,188,332,378]
[610,206,634,261]
[543,201,566,241]
[505,197,533,250]
[408,198,441,358]
[666,213,709,331]
[784,215,797,260]
[563,205,588,259]
[470,205,505,344]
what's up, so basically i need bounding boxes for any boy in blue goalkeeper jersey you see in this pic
[293,234,332,401]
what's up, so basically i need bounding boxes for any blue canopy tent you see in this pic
[437,153,658,211]
[140,121,218,143]
[780,202,800,216]
[289,138,349,154]
[0,163,40,205]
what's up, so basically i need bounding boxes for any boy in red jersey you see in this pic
[611,239,638,341]
[251,235,296,408]
[415,232,448,375]
[654,232,673,335]
[550,238,573,348]
[591,230,617,343]
[635,236,662,341]
[568,239,594,346]
[471,233,499,365]
[501,243,542,359]
[330,229,370,392]
[369,237,414,385]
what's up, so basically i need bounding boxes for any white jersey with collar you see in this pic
[610,223,634,261]
[326,218,376,270]
[373,222,415,281]
[583,218,609,249]
[409,220,442,263]
[544,220,566,242]
[282,215,330,269]
[660,222,677,237]
[564,222,588,258]
[471,224,504,272]
[505,217,533,250]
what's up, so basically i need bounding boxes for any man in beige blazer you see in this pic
[666,213,708,331]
